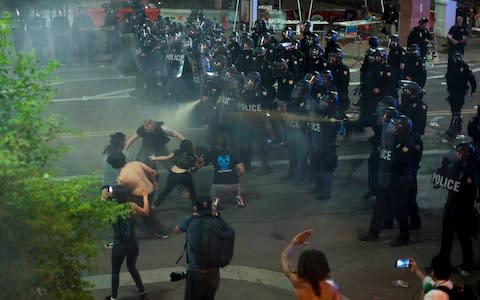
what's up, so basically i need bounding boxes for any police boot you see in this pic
[446,113,462,138]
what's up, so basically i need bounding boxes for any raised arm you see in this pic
[124,133,140,150]
[162,125,185,142]
[131,193,150,216]
[281,229,313,282]
[150,152,175,161]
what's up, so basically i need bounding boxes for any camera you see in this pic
[395,258,411,269]
[170,271,187,282]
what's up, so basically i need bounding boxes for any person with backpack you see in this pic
[409,256,476,299]
[103,185,149,300]
[150,140,203,209]
[174,195,235,300]
[280,229,341,300]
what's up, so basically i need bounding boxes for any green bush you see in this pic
[0,13,127,300]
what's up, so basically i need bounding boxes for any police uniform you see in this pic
[236,85,273,172]
[407,25,432,59]
[360,117,415,245]
[387,46,406,87]
[329,62,350,113]
[404,54,427,88]
[308,92,340,200]
[235,49,255,74]
[445,58,477,137]
[432,149,477,270]
[227,41,241,65]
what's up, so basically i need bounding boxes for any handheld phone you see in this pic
[108,186,113,193]
[395,258,411,269]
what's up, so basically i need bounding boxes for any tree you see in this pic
[0,13,127,300]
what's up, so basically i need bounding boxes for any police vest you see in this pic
[431,172,461,192]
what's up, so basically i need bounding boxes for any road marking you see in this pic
[82,265,350,300]
[49,75,135,86]
[52,95,133,103]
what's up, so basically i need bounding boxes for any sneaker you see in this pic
[104,242,114,249]
[456,266,471,277]
[153,232,169,239]
[212,197,220,210]
[358,232,379,242]
[235,195,246,208]
[139,291,148,299]
[389,237,409,247]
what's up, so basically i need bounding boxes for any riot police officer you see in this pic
[328,48,350,114]
[357,48,396,127]
[227,32,241,65]
[235,37,255,73]
[274,59,296,110]
[72,7,95,65]
[399,80,426,230]
[433,143,477,274]
[312,70,337,101]
[281,26,294,43]
[407,17,432,60]
[299,20,313,56]
[288,39,307,81]
[468,106,480,144]
[308,91,341,200]
[359,115,415,246]
[387,34,406,88]
[252,47,275,95]
[252,19,268,47]
[445,52,477,138]
[284,80,311,185]
[306,42,326,74]
[27,11,48,64]
[404,44,427,88]
[236,72,274,173]
[51,10,71,64]
[259,32,277,64]
[359,36,380,83]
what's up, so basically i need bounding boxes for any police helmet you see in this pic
[328,47,344,64]
[304,73,315,82]
[326,30,337,43]
[321,69,334,82]
[393,115,413,137]
[273,59,288,76]
[231,73,246,91]
[452,51,464,64]
[400,80,424,100]
[322,91,339,107]
[230,31,239,43]
[384,106,400,122]
[373,48,388,62]
[388,34,400,49]
[253,46,267,57]
[283,26,294,39]
[310,46,324,60]
[312,33,321,46]
[260,32,271,46]
[380,96,398,108]
[243,37,254,50]
[291,79,312,100]
[245,72,261,86]
[301,20,311,31]
[407,44,420,57]
[454,142,476,163]
[369,36,380,48]
[418,17,429,25]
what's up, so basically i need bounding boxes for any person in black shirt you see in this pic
[203,134,246,209]
[103,185,149,300]
[150,140,202,208]
[381,1,399,35]
[447,16,469,59]
[125,119,185,170]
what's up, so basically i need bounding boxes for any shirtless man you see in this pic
[107,150,169,238]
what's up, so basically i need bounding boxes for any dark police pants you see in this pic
[439,215,474,268]
[369,186,409,241]
[286,128,309,179]
[185,269,220,300]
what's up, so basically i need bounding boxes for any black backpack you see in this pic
[177,215,235,268]
[434,284,477,300]
[113,216,135,242]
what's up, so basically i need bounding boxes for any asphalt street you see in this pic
[48,45,480,300]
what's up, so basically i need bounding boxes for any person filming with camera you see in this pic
[173,195,235,300]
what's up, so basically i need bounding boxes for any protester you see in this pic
[409,256,453,299]
[103,185,149,300]
[281,229,341,300]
